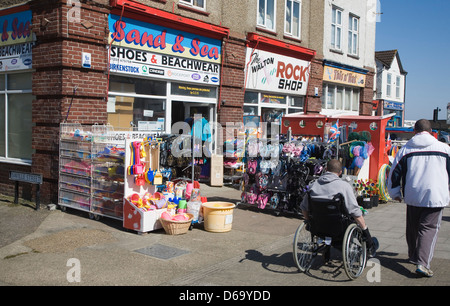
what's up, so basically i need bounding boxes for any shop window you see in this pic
[261,93,286,105]
[8,73,33,90]
[348,15,359,56]
[0,95,4,156]
[108,96,166,131]
[290,96,304,108]
[322,83,359,113]
[257,0,276,32]
[244,91,259,104]
[331,6,343,50]
[262,108,284,123]
[285,0,301,39]
[323,85,335,109]
[244,105,258,116]
[0,72,34,162]
[352,88,359,111]
[244,90,304,118]
[336,86,343,109]
[108,75,167,130]
[344,88,351,110]
[289,96,304,113]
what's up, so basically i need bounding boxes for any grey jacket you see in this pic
[300,172,362,218]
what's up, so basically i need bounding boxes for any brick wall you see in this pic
[217,34,246,134]
[360,70,376,116]
[306,57,324,114]
[27,0,109,203]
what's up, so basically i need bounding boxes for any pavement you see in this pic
[0,184,449,290]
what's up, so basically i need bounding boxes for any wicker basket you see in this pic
[159,213,194,235]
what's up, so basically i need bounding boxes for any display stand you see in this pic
[58,123,93,214]
[90,124,125,220]
[123,137,167,234]
[58,123,126,220]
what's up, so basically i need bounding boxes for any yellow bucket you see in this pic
[202,202,236,233]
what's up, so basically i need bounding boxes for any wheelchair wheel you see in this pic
[293,221,315,272]
[342,223,367,280]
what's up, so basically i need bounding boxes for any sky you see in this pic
[375,0,450,121]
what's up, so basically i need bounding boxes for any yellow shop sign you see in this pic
[323,65,366,87]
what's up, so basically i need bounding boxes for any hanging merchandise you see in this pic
[238,133,333,216]
[122,136,208,234]
[123,137,171,233]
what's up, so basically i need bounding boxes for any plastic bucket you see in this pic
[202,202,236,233]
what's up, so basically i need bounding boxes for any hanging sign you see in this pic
[108,15,221,84]
[244,48,310,95]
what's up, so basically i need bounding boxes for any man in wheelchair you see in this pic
[300,159,379,259]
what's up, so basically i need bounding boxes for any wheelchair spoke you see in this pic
[342,224,367,280]
[293,222,317,272]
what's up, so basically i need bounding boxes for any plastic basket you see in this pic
[159,213,194,235]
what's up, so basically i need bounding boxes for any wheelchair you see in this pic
[293,193,368,280]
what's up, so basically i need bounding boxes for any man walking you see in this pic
[388,119,450,277]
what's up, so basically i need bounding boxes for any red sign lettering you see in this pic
[111,21,167,50]
[1,20,8,42]
[1,18,31,42]
[276,61,308,82]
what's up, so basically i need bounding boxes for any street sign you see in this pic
[9,171,43,210]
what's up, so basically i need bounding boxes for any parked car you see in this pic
[438,130,450,144]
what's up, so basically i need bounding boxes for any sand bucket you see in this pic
[202,202,236,233]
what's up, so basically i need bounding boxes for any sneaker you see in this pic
[416,265,434,277]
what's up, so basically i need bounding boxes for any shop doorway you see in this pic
[171,101,215,131]
[170,101,217,180]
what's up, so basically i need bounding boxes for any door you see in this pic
[171,101,216,154]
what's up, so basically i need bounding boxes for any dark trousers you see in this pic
[406,205,444,269]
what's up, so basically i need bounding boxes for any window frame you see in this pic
[386,73,392,97]
[331,6,343,51]
[0,71,34,165]
[284,0,302,40]
[321,83,360,113]
[348,14,359,56]
[180,0,206,10]
[395,76,401,99]
[257,0,276,32]
[108,73,219,134]
[243,90,304,117]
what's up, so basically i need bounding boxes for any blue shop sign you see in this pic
[384,100,404,110]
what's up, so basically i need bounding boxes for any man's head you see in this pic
[414,119,432,134]
[327,159,343,175]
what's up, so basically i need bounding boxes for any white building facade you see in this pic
[375,50,408,126]
[319,0,378,117]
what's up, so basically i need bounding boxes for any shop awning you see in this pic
[246,32,316,61]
